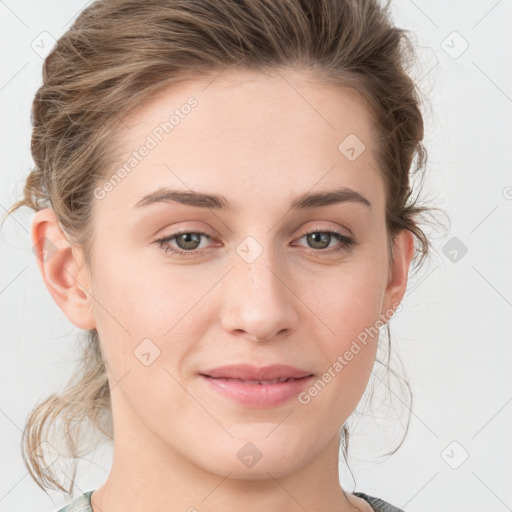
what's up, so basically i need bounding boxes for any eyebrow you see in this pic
[134,186,372,211]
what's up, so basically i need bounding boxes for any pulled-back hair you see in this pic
[5,0,437,497]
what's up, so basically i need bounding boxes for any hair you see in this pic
[4,0,442,498]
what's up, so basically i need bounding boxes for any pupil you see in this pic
[308,232,329,249]
[178,233,200,250]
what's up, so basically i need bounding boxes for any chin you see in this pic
[194,437,311,481]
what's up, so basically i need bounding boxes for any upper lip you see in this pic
[200,364,314,381]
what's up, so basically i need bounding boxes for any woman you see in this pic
[6,0,434,510]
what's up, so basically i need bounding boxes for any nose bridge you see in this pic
[241,237,281,294]
[220,233,298,340]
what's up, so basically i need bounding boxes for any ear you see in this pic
[381,229,415,316]
[31,208,96,330]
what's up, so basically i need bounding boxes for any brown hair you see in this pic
[4,0,440,497]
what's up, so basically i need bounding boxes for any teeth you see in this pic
[220,377,294,384]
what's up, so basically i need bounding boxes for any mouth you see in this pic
[200,363,313,381]
[199,365,315,408]
[202,375,312,385]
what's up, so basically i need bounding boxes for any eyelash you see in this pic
[154,227,355,258]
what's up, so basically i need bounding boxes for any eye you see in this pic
[154,226,356,258]
[155,229,215,257]
[293,227,355,254]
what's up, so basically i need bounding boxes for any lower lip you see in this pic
[200,374,314,408]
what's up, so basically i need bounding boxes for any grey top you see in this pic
[353,492,405,511]
[56,490,405,512]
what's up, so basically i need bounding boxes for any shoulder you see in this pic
[353,491,406,512]
[55,490,94,512]
[54,489,404,512]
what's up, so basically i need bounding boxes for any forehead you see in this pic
[95,68,384,217]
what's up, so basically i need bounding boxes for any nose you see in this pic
[219,238,299,342]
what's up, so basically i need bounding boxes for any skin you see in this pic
[32,68,414,512]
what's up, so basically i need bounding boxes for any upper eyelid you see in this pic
[158,220,353,237]
[158,225,351,240]
[157,226,354,248]
[298,224,353,237]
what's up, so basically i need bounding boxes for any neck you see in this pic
[91,433,363,512]
[90,394,365,512]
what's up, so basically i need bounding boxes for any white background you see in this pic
[1,1,511,511]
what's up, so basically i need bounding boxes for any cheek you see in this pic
[89,254,214,402]
[88,256,167,376]
[297,276,382,425]
[303,257,388,344]
[296,257,386,402]
[91,249,176,331]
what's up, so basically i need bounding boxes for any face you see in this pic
[58,69,410,479]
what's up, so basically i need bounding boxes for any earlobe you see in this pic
[382,229,415,315]
[31,208,96,330]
